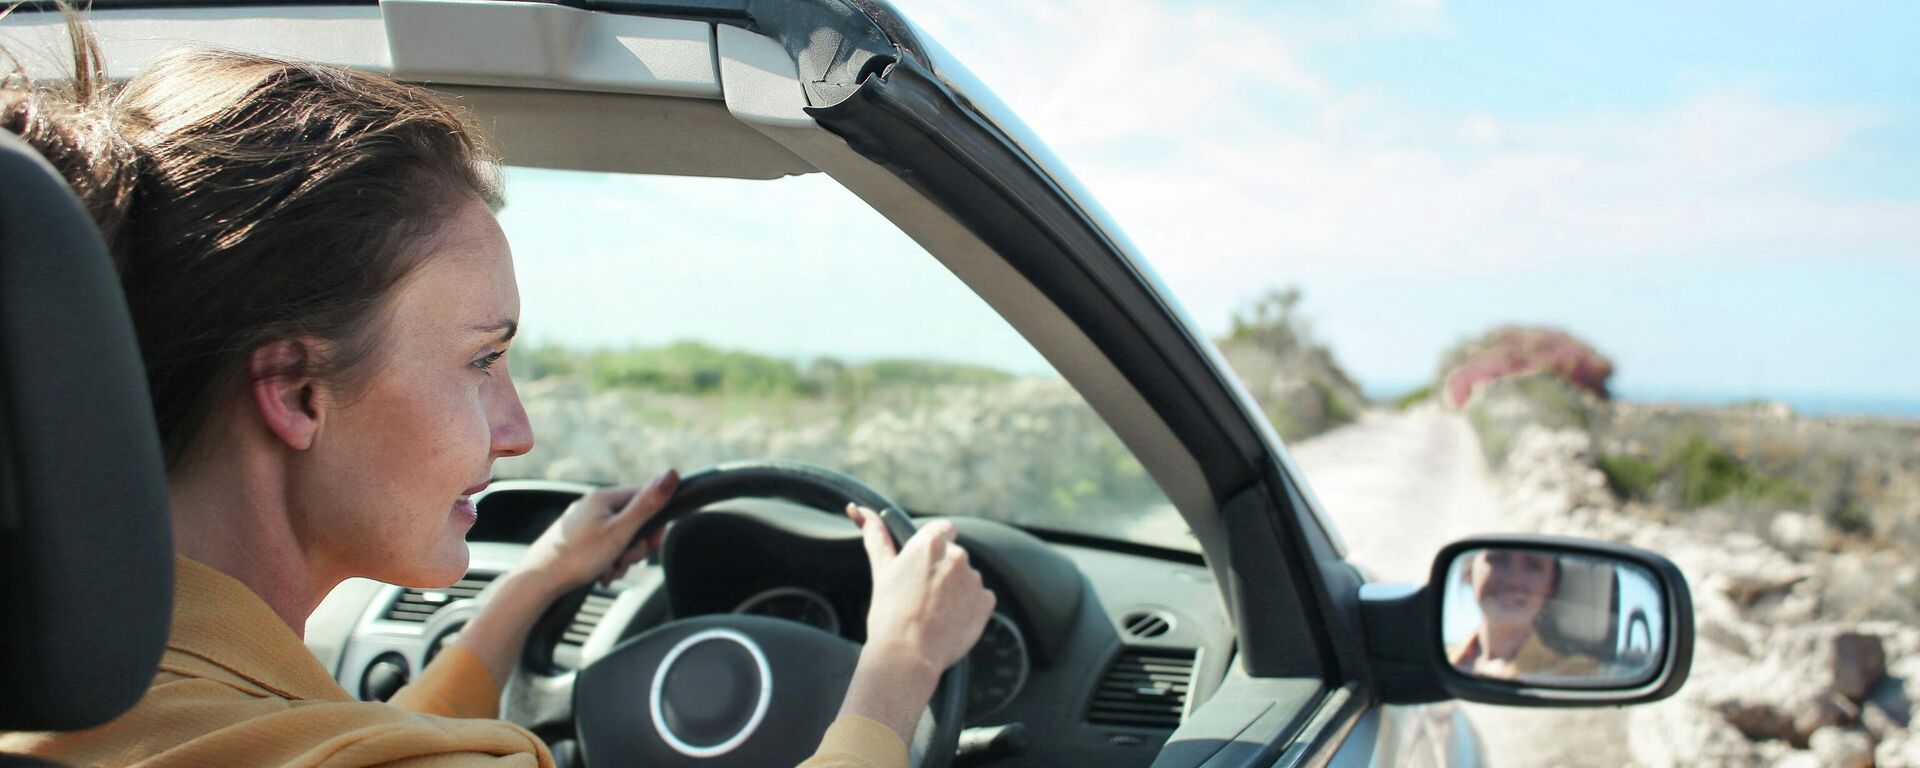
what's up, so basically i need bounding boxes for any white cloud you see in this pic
[895,0,1920,336]
[904,0,1326,151]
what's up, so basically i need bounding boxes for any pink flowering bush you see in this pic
[1439,326,1613,409]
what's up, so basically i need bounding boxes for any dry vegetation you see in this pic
[496,288,1367,550]
[494,342,1187,545]
[1215,288,1368,441]
[1462,366,1920,623]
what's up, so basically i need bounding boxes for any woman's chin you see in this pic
[384,540,471,589]
[1480,604,1539,625]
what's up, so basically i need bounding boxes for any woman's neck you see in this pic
[167,445,339,638]
[1477,621,1534,661]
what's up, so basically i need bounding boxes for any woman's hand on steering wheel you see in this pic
[837,504,996,745]
[523,469,680,592]
[451,470,678,694]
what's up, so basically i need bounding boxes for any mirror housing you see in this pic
[1359,535,1693,707]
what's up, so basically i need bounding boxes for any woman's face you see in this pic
[294,198,533,588]
[1468,549,1557,628]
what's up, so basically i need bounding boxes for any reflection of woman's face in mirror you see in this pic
[1468,550,1557,629]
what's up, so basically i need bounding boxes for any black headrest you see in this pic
[0,130,173,731]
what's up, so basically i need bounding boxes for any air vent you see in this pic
[563,592,618,646]
[381,574,496,623]
[1087,648,1196,729]
[1121,611,1174,639]
[552,591,619,669]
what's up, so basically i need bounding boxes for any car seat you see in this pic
[1543,556,1618,659]
[0,130,174,765]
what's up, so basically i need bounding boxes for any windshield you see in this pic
[491,167,1187,550]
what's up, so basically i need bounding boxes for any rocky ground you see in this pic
[1289,406,1920,767]
[1499,425,1920,767]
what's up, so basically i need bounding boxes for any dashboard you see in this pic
[304,480,1236,768]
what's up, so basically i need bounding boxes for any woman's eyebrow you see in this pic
[468,319,518,341]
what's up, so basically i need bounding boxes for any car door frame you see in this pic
[2,0,1396,763]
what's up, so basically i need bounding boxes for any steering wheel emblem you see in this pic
[648,628,774,758]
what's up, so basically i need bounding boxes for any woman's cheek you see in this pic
[462,380,498,461]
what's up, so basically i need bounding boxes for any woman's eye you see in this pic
[474,350,507,375]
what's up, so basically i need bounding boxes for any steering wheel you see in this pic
[509,461,967,768]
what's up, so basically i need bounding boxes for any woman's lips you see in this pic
[452,478,489,525]
[453,497,479,525]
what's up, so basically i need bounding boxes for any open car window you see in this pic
[492,167,1192,551]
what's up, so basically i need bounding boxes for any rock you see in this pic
[1699,627,1890,744]
[1878,734,1920,768]
[1742,581,1823,626]
[1768,511,1828,552]
[1806,727,1873,768]
[1628,697,1760,767]
[1768,750,1821,768]
[1875,627,1920,661]
[1717,696,1797,742]
[1696,606,1761,656]
[1706,562,1813,608]
[1790,693,1855,739]
[1831,632,1888,702]
[1767,626,1886,704]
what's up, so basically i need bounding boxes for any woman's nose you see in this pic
[491,375,535,458]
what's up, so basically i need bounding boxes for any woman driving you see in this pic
[0,22,993,768]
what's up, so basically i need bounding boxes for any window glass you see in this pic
[492,167,1190,551]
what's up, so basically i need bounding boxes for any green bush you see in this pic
[1598,433,1809,510]
[515,341,1014,400]
[1316,380,1355,425]
[1830,501,1872,535]
[1392,385,1434,410]
[1598,453,1661,499]
[1668,436,1735,506]
[1671,435,1809,508]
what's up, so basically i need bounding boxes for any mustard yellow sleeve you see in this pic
[389,645,501,719]
[798,715,909,768]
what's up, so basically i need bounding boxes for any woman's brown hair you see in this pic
[4,13,503,469]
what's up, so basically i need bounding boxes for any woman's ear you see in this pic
[248,339,324,451]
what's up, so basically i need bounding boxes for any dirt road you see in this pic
[1286,405,1634,768]
[1287,404,1509,583]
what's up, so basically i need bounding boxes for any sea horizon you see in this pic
[1610,388,1920,422]
[1363,381,1920,422]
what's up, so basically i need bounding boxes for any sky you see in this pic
[500,1,1920,411]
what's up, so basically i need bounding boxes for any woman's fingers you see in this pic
[588,486,638,512]
[848,504,898,575]
[524,469,684,592]
[914,519,957,564]
[857,514,994,678]
[598,471,678,582]
[616,469,679,525]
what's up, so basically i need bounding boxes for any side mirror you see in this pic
[1360,535,1693,707]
